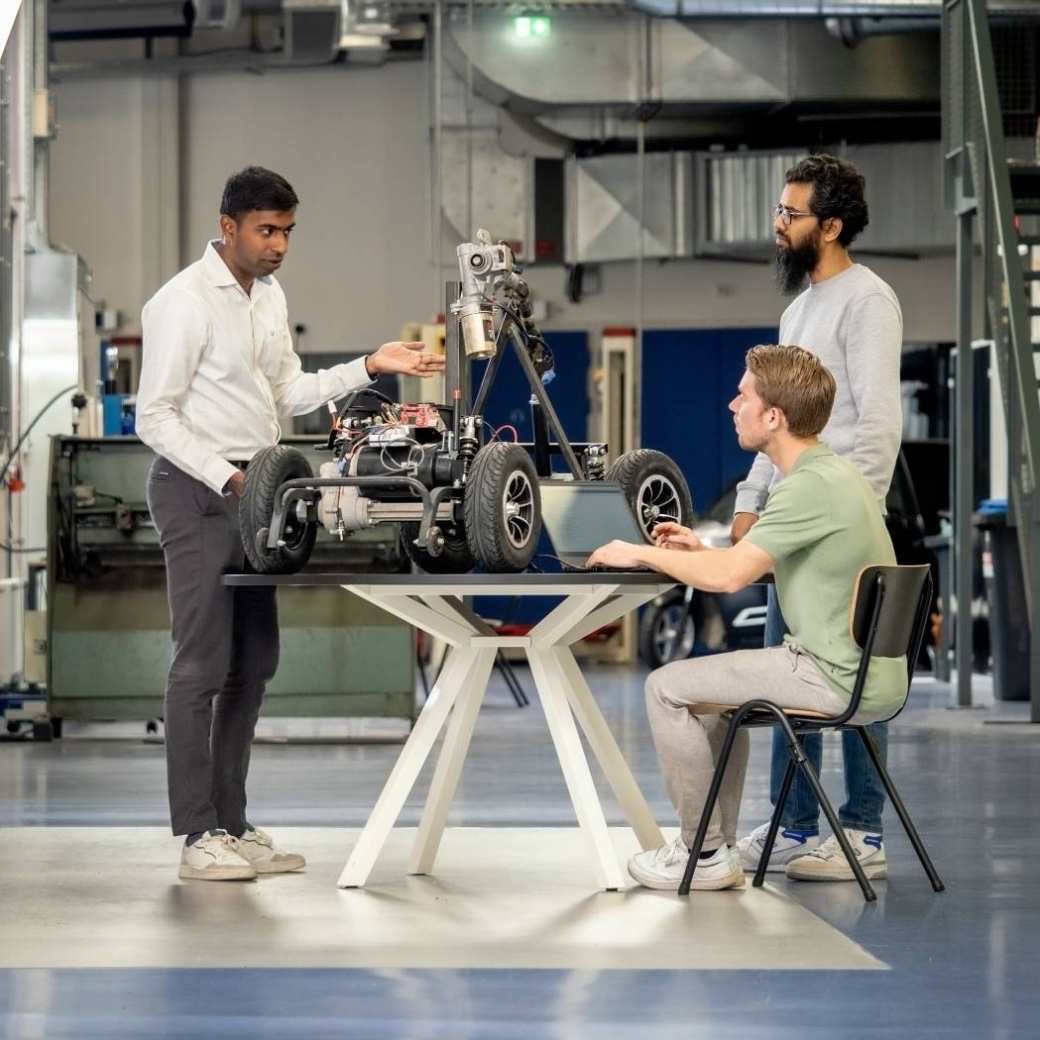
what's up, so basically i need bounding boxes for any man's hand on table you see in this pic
[365,341,446,379]
[223,470,246,499]
[729,512,758,544]
[586,540,649,570]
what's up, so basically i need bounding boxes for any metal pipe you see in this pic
[31,0,50,249]
[630,0,1039,17]
[465,0,474,243]
[954,207,974,709]
[432,0,443,319]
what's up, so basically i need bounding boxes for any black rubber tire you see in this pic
[239,446,318,574]
[464,443,542,572]
[607,449,694,541]
[400,520,475,574]
[638,591,697,668]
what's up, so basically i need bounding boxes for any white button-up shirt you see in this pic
[136,241,372,493]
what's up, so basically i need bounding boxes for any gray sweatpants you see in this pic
[645,645,848,849]
[147,457,279,837]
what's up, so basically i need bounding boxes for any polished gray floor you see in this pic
[1,665,1038,1039]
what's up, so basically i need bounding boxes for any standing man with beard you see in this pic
[730,155,904,883]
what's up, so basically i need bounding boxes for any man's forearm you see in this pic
[275,356,373,416]
[629,544,742,594]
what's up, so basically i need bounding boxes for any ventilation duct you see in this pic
[695,142,957,257]
[565,153,693,264]
[444,11,941,129]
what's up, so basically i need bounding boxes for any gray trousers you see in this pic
[147,457,279,837]
[645,645,848,849]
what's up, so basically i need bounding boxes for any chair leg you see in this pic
[857,727,945,893]
[753,755,797,888]
[792,745,877,902]
[498,653,530,707]
[678,713,742,897]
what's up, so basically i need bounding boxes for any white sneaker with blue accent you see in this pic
[628,837,745,891]
[735,822,819,872]
[786,829,886,882]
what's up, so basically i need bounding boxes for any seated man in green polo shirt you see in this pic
[586,343,905,891]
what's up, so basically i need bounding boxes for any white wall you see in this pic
[50,60,961,356]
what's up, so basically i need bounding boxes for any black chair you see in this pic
[678,564,945,902]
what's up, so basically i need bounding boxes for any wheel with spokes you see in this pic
[239,446,317,574]
[638,590,697,667]
[607,449,694,541]
[464,443,542,572]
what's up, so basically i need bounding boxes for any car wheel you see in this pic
[464,443,542,572]
[607,449,694,541]
[638,592,697,667]
[239,446,318,574]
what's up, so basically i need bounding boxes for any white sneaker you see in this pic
[234,827,306,874]
[628,837,745,891]
[786,829,886,882]
[735,822,819,872]
[179,830,257,881]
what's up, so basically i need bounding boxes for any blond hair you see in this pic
[745,344,836,438]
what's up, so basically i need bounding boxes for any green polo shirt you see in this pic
[744,443,907,717]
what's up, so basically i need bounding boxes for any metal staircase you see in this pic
[943,0,1040,720]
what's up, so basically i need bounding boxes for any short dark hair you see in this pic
[220,166,298,220]
[785,154,868,246]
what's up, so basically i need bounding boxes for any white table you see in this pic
[226,572,674,891]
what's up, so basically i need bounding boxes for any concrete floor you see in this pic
[1,665,1038,1039]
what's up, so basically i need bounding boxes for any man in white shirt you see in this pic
[137,166,444,881]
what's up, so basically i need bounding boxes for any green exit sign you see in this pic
[514,15,551,40]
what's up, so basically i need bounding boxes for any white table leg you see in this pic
[527,647,627,891]
[549,645,664,851]
[409,646,498,875]
[338,646,478,888]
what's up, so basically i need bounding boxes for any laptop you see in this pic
[539,481,651,570]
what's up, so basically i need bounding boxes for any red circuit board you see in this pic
[398,404,443,428]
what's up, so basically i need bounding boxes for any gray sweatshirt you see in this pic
[735,262,903,516]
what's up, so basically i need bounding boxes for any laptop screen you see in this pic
[539,481,648,566]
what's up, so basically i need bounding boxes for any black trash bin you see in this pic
[975,500,1031,701]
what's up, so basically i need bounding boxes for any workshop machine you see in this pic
[41,436,416,735]
[240,231,693,574]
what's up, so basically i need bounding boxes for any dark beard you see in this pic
[775,233,819,296]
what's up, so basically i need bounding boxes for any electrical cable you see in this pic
[1,384,80,484]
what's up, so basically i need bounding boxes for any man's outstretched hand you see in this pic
[366,341,446,378]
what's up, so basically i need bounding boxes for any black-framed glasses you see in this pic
[774,203,815,227]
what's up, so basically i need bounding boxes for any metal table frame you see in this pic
[226,573,673,890]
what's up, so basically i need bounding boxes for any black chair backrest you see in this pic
[851,565,932,658]
[836,564,933,725]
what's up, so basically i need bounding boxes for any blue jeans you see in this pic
[765,586,888,835]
